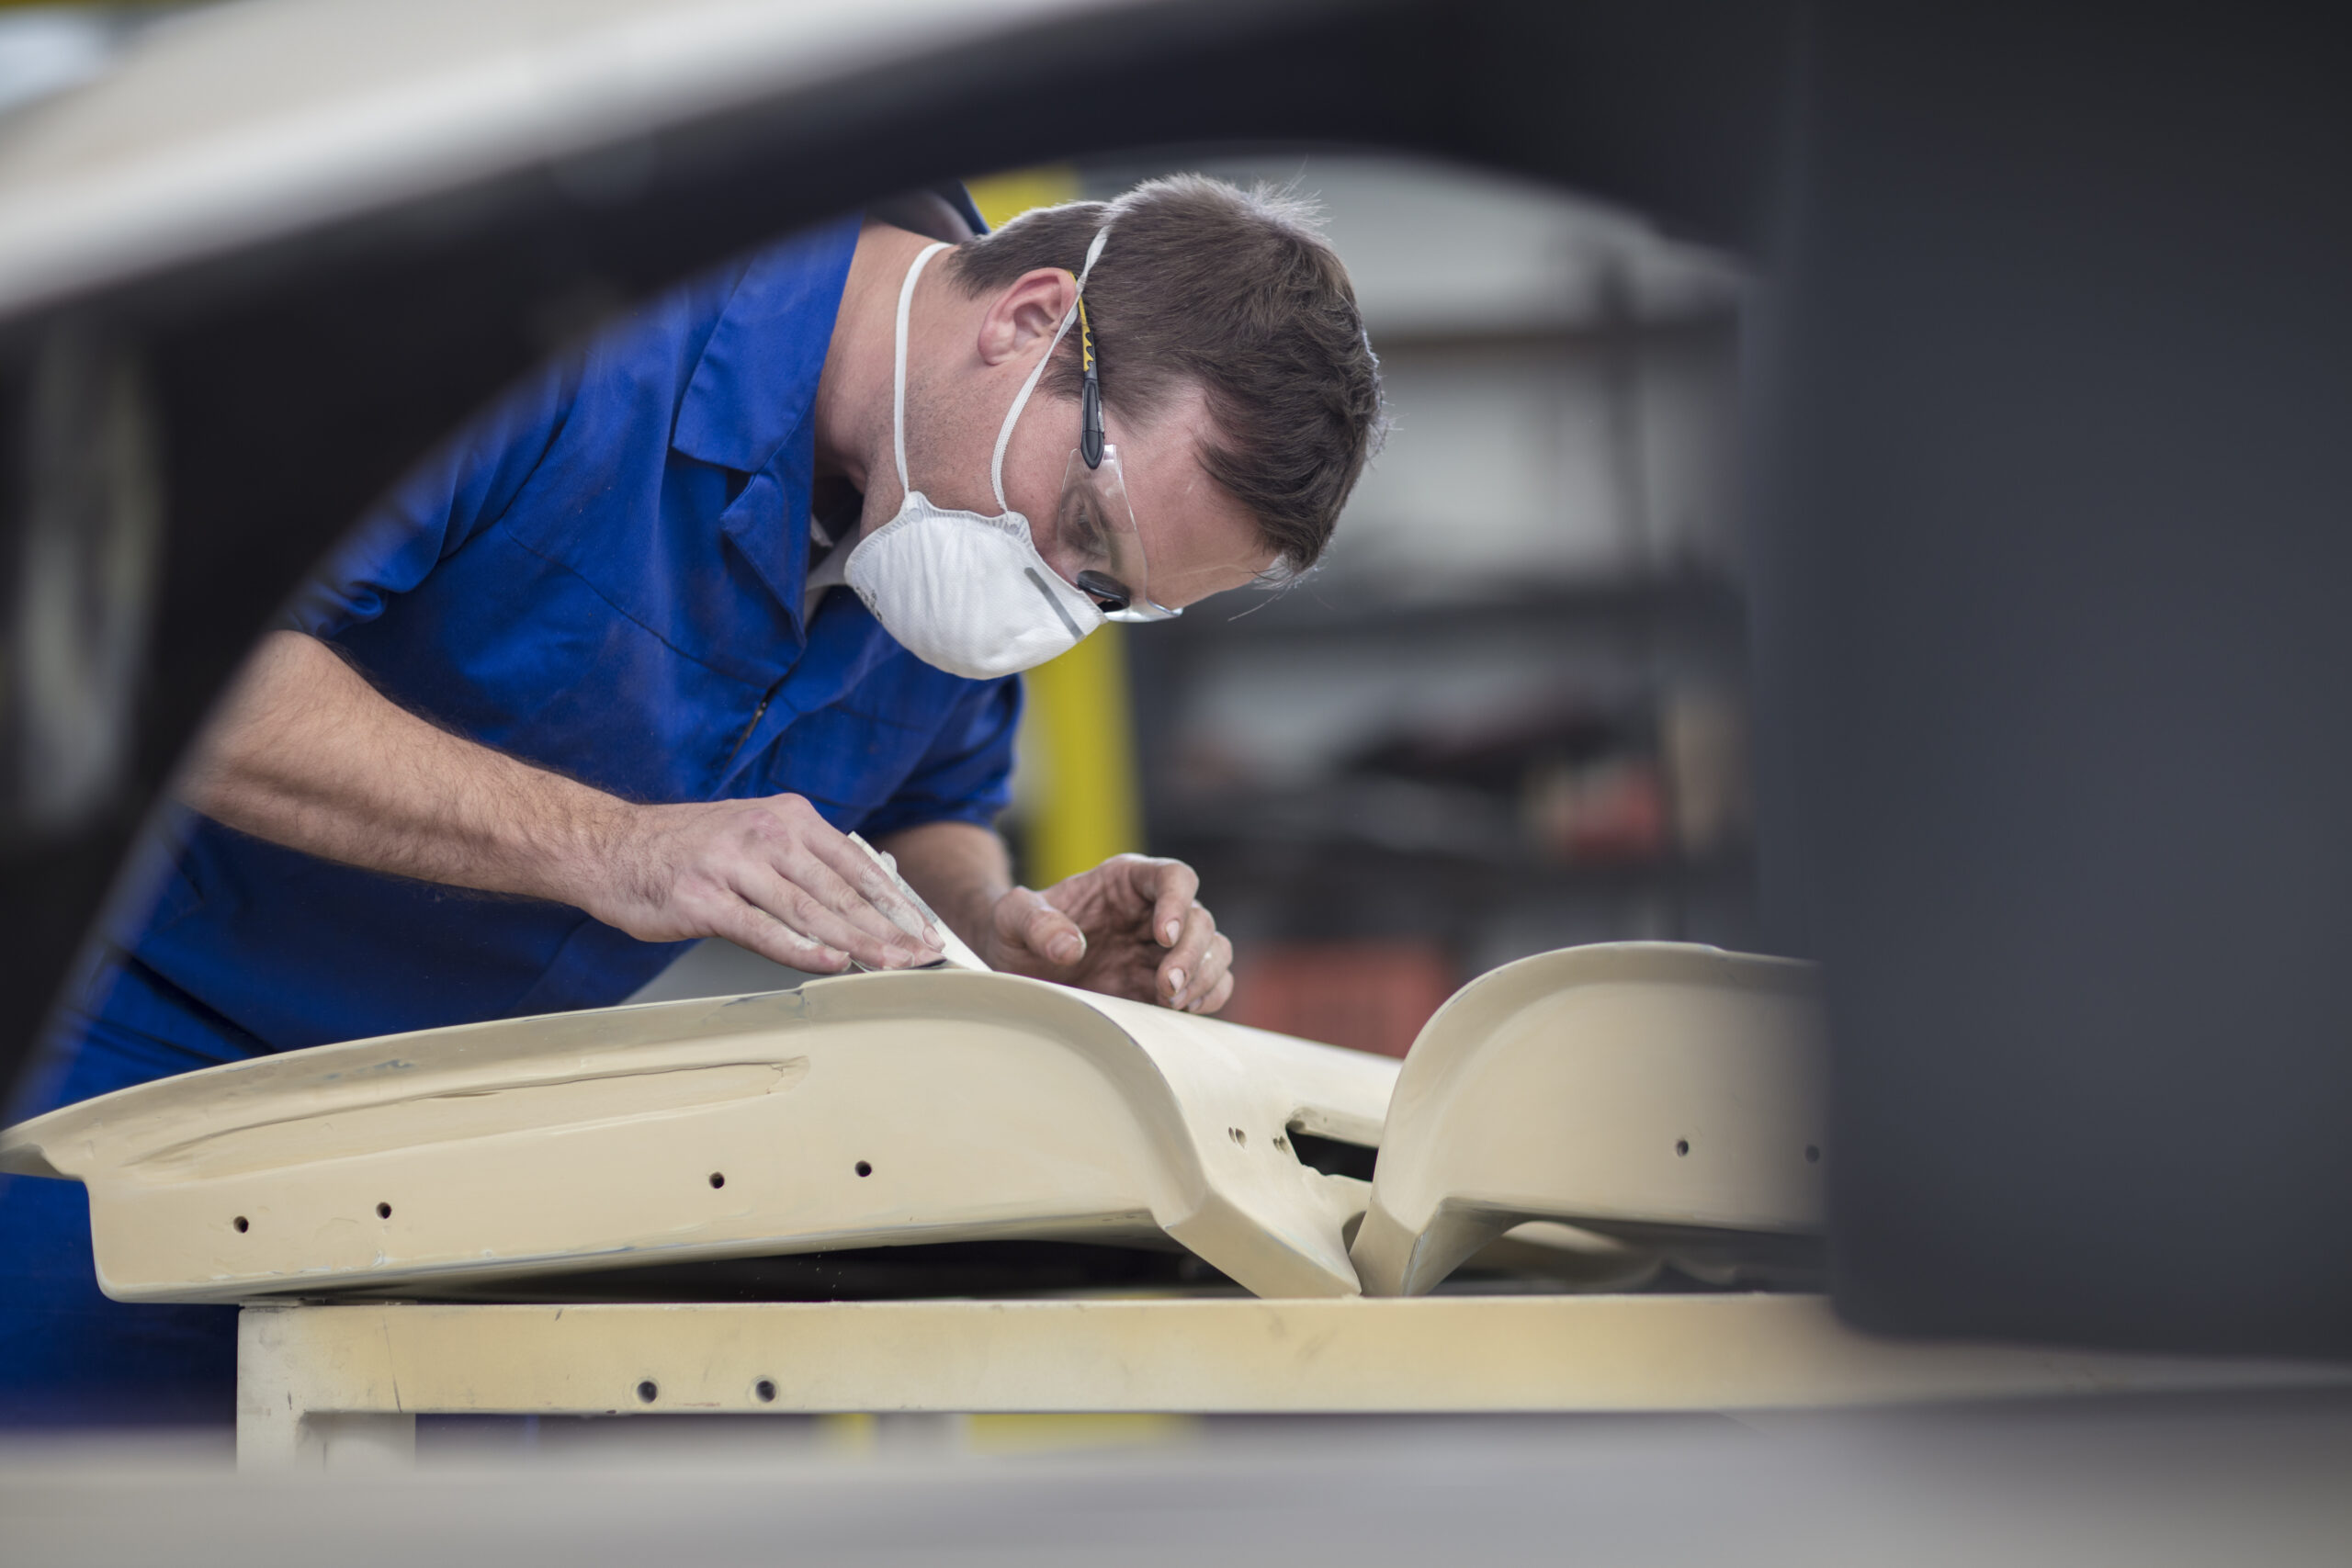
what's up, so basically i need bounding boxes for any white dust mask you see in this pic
[844,231,1110,681]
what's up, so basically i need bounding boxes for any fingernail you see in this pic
[1052,934,1082,964]
[925,925,946,949]
[1164,920,1181,944]
[1167,967,1186,997]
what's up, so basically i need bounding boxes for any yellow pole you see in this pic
[965,168,1144,886]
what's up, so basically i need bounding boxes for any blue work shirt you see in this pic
[110,214,1021,1055]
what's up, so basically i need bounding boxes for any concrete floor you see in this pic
[6,1394,2349,1566]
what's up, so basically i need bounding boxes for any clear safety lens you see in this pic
[1053,445,1181,624]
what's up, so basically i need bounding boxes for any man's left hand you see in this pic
[982,853,1233,1013]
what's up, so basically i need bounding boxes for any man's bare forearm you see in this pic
[187,636,1215,1002]
[177,631,941,971]
[177,631,625,907]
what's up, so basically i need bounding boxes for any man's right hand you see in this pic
[577,795,946,973]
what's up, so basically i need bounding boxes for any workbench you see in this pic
[234,1292,2328,1470]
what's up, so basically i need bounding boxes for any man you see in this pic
[0,175,1384,1421]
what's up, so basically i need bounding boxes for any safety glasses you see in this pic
[1054,284,1180,624]
[1056,445,1179,623]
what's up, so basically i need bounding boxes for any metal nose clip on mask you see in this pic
[845,229,1113,681]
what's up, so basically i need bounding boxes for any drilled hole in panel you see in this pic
[755,1379,777,1403]
[376,1202,392,1219]
[637,1380,659,1404]
[1287,1131,1377,1182]
[854,1160,873,1178]
[232,1216,249,1234]
[1675,1139,1690,1156]
[708,1172,726,1189]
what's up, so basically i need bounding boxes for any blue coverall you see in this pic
[0,213,1021,1424]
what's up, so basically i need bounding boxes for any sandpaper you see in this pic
[845,832,991,972]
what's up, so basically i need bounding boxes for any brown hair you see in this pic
[944,175,1384,575]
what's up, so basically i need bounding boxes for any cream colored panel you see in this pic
[1352,942,1824,1296]
[1,970,1396,1303]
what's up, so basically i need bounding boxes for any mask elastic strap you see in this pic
[894,242,951,494]
[989,225,1111,513]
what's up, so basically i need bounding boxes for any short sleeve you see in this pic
[855,677,1024,839]
[282,355,583,641]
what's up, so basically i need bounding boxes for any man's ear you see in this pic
[975,268,1077,367]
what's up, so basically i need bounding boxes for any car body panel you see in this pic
[1352,942,1823,1296]
[1,967,1396,1303]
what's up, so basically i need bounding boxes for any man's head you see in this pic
[900,175,1384,613]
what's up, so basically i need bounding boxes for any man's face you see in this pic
[1001,381,1275,615]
